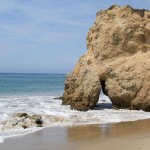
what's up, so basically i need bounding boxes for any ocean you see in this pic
[0,73,150,143]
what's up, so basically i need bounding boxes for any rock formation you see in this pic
[0,113,64,131]
[0,112,68,132]
[62,5,150,111]
[2,113,44,130]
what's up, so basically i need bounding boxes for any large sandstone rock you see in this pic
[62,5,150,111]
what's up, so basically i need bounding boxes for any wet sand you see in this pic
[0,119,150,150]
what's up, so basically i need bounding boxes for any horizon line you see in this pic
[0,72,67,75]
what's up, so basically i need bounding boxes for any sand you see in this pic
[0,119,150,150]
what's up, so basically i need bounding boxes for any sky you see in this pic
[0,0,150,74]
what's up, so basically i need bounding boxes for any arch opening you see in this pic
[94,80,112,110]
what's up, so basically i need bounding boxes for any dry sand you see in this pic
[0,119,150,150]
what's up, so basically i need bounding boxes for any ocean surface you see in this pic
[0,73,150,143]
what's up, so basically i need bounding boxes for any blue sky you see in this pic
[0,0,150,73]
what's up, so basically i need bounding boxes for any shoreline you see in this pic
[0,119,150,150]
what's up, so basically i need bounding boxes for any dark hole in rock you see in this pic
[94,80,112,110]
[100,80,107,95]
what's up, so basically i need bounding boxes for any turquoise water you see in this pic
[0,73,66,96]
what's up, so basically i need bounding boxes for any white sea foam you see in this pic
[0,127,43,144]
[0,93,150,143]
[0,138,4,143]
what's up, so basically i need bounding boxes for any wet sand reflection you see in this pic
[67,119,150,142]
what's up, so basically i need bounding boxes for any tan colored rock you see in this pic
[62,5,150,111]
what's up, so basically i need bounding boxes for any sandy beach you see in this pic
[0,119,150,150]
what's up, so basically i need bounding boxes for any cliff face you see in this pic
[62,5,150,111]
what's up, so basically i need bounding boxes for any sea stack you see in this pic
[62,5,150,111]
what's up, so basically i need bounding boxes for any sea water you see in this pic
[0,73,150,143]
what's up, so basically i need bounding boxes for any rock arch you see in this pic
[62,5,150,111]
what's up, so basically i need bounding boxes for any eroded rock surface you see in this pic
[62,5,150,111]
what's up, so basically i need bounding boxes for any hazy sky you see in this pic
[0,0,150,73]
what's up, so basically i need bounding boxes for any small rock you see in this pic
[22,125,28,129]
[14,113,30,118]
[53,96,63,100]
[31,115,43,127]
[35,118,43,125]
